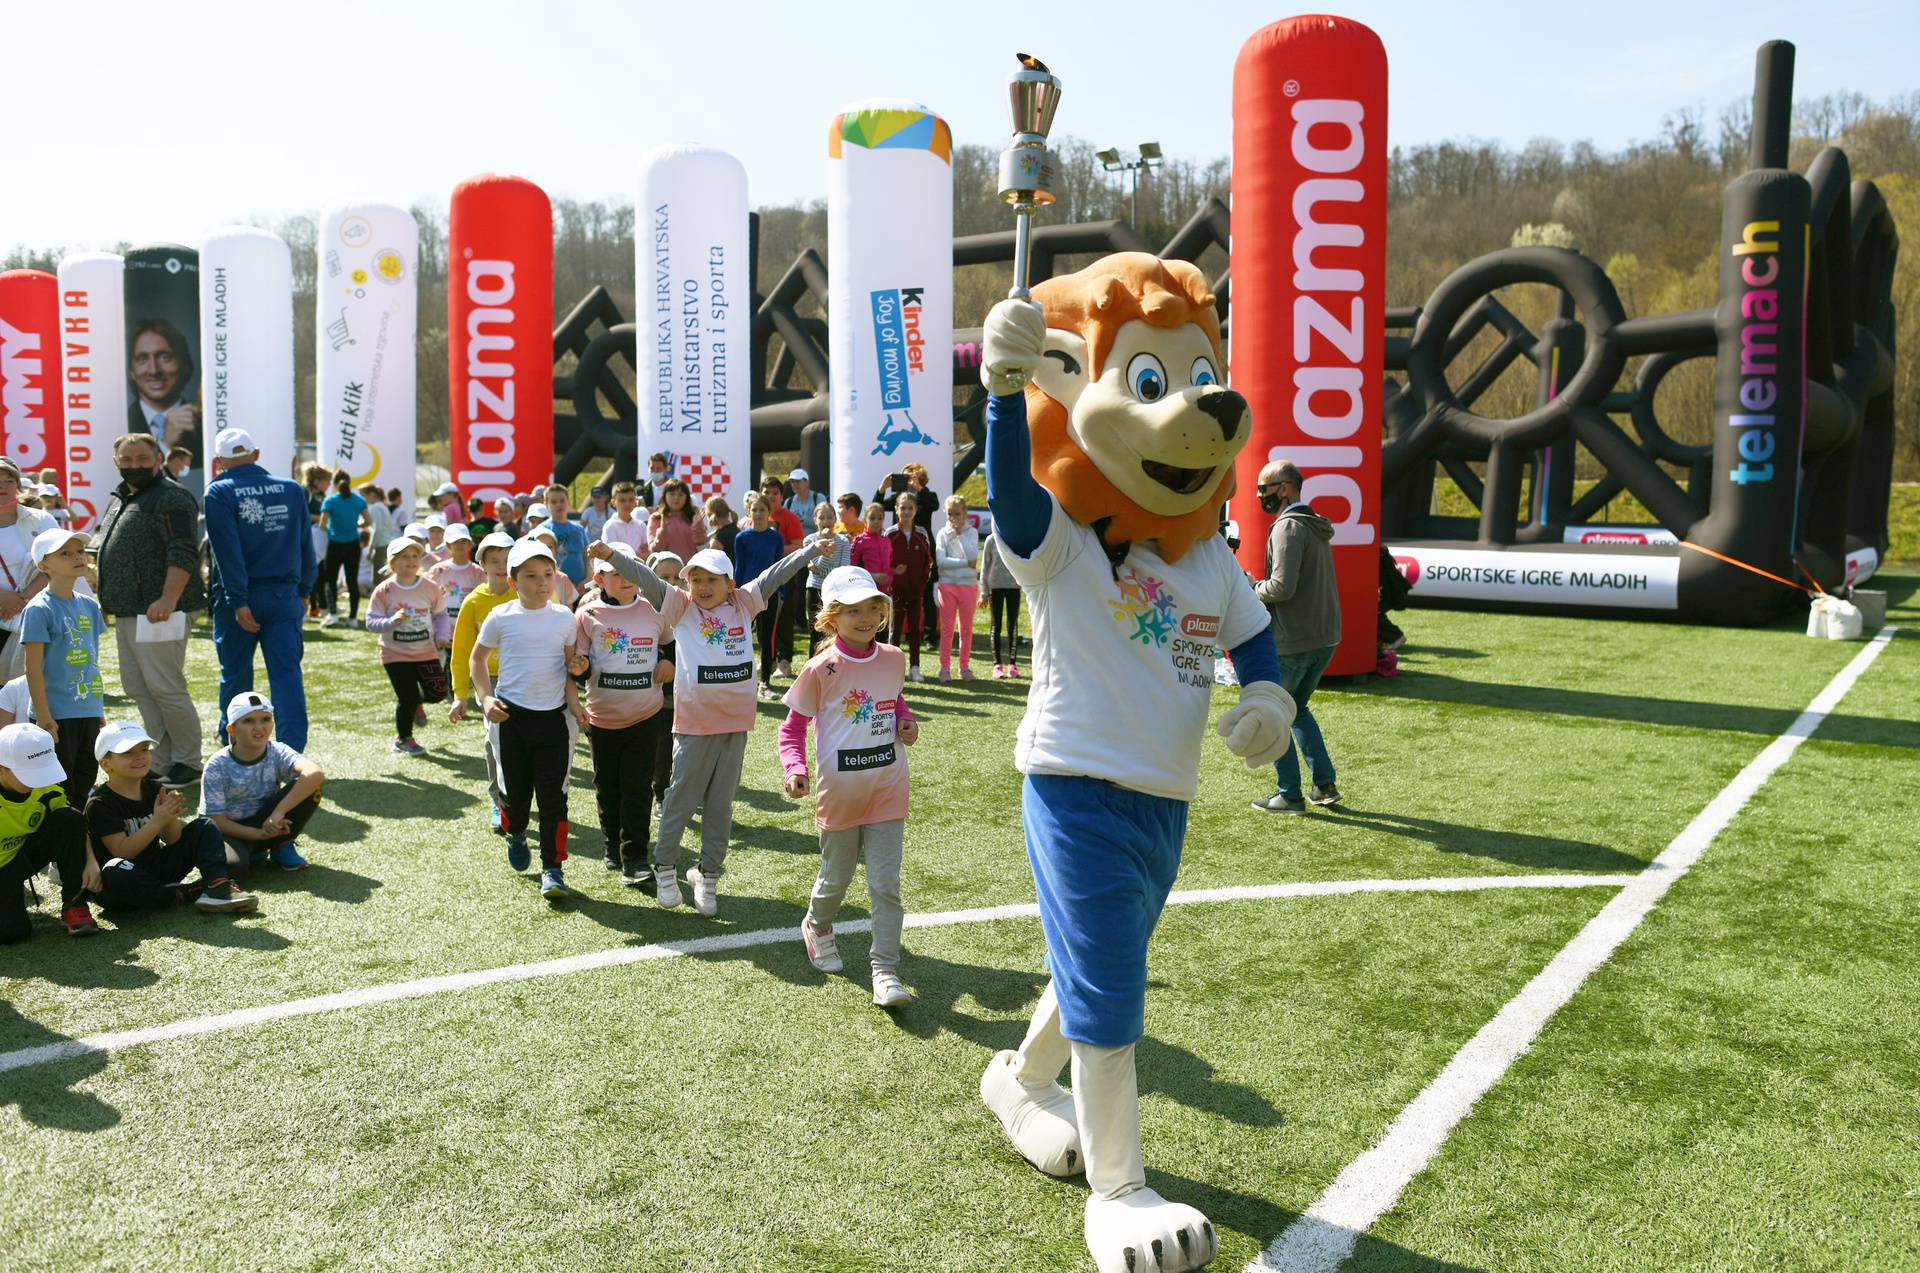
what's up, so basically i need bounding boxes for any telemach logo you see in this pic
[460,258,517,494]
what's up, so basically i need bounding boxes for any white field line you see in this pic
[0,873,1637,1078]
[1250,625,1900,1273]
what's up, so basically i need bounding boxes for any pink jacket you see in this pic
[849,531,893,593]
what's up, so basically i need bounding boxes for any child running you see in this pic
[450,531,518,828]
[585,533,827,916]
[365,537,452,755]
[426,524,484,683]
[470,538,584,902]
[780,566,919,1007]
[87,722,256,916]
[647,552,683,811]
[569,544,673,887]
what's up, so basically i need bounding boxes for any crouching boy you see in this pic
[87,722,257,915]
[0,722,99,942]
[200,694,325,874]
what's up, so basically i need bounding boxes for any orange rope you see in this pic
[1677,540,1818,595]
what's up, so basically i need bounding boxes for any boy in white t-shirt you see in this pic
[470,539,584,903]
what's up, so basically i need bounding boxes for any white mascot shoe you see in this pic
[1075,1041,1218,1272]
[980,983,1084,1177]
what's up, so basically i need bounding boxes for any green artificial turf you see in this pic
[1,575,1914,1270]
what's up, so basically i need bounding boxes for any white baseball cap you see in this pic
[94,721,156,761]
[591,543,639,575]
[213,428,256,459]
[29,527,88,566]
[225,692,274,727]
[476,531,515,556]
[647,551,684,572]
[401,522,428,542]
[507,538,555,571]
[426,513,447,530]
[443,523,473,543]
[434,481,461,496]
[684,547,734,579]
[526,503,551,521]
[788,467,810,482]
[0,723,66,788]
[530,524,559,546]
[387,536,425,557]
[819,565,887,608]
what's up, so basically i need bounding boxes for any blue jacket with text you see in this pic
[204,463,318,610]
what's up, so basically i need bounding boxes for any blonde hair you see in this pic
[863,502,886,521]
[944,494,967,515]
[704,495,733,523]
[815,595,890,635]
[743,492,767,516]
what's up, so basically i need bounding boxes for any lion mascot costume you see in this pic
[975,253,1297,1272]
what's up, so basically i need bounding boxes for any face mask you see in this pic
[120,466,161,490]
[649,472,667,485]
[1258,492,1284,515]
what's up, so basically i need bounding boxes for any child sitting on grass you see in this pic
[470,539,585,903]
[21,528,107,805]
[201,694,326,874]
[87,722,256,916]
[779,567,919,1007]
[0,722,99,941]
[366,537,452,756]
[585,534,825,916]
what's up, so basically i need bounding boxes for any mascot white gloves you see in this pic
[982,297,1047,396]
[1217,680,1297,768]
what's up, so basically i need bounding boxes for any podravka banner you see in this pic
[201,226,296,480]
[1231,16,1387,675]
[122,244,203,492]
[0,270,65,491]
[448,174,552,505]
[55,254,126,530]
[316,203,419,505]
[637,144,751,512]
[827,100,954,505]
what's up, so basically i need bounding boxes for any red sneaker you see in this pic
[63,904,99,936]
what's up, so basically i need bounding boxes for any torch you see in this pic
[999,54,1062,300]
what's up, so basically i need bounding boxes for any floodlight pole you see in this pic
[1099,145,1163,230]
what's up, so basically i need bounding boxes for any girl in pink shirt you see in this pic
[426,527,486,687]
[646,478,709,561]
[364,538,453,755]
[779,565,919,1008]
[848,502,893,594]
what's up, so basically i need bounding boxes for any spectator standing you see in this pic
[642,451,672,509]
[0,460,60,671]
[702,496,737,564]
[602,482,647,554]
[647,480,707,561]
[760,474,807,678]
[541,483,590,585]
[979,532,1024,679]
[21,529,107,804]
[364,483,398,578]
[784,467,829,525]
[1249,461,1343,815]
[933,495,980,681]
[579,485,612,542]
[318,472,371,628]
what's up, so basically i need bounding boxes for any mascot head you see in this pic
[1025,252,1248,563]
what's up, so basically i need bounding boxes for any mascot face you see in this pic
[1026,253,1249,562]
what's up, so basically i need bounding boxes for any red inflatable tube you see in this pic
[449,174,553,504]
[1231,16,1387,675]
[0,270,65,485]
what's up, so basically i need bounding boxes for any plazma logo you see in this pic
[1108,569,1177,647]
[840,687,875,723]
[868,287,934,458]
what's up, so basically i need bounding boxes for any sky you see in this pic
[3,0,1915,252]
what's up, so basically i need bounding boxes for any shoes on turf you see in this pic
[802,915,842,972]
[622,861,653,889]
[686,866,718,917]
[757,684,780,700]
[414,705,428,727]
[505,835,531,872]
[63,904,98,936]
[1309,783,1343,807]
[194,880,258,914]
[907,666,923,683]
[872,968,913,1008]
[391,737,425,755]
[938,667,952,682]
[250,846,272,866]
[1252,793,1308,816]
[271,841,309,871]
[158,762,202,790]
[960,667,977,680]
[655,865,682,909]
[603,855,621,871]
[1008,663,1022,679]
[775,659,793,680]
[540,868,575,901]
[319,614,342,629]
[992,664,1007,679]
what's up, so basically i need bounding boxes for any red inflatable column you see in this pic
[1231,16,1386,676]
[0,270,65,486]
[449,174,553,504]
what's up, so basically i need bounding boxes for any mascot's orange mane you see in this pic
[1025,253,1233,564]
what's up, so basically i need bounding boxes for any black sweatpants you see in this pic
[775,584,797,661]
[98,817,230,911]
[220,780,322,873]
[52,717,101,809]
[0,805,90,943]
[385,660,448,739]
[498,701,570,867]
[990,588,1022,664]
[589,712,669,869]
[805,586,826,657]
[756,598,784,684]
[322,539,363,619]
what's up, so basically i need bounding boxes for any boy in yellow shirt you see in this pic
[448,532,517,830]
[0,722,99,941]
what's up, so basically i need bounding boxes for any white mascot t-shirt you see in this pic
[1005,494,1270,803]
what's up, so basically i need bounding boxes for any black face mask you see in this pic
[1258,492,1284,515]
[120,466,161,490]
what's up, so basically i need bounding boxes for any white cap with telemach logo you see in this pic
[0,722,69,788]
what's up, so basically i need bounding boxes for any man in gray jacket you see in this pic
[1249,461,1342,814]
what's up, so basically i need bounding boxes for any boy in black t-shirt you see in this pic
[86,722,256,915]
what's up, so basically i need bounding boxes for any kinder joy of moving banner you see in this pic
[1230,16,1386,675]
[827,100,954,505]
[123,244,203,492]
[637,145,751,511]
[449,174,552,505]
[54,254,127,530]
[0,270,65,495]
[201,227,296,479]
[316,203,419,504]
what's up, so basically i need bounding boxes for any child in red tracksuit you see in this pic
[885,492,934,680]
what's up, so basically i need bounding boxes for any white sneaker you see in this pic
[801,916,842,972]
[775,659,793,679]
[908,667,923,682]
[686,866,718,917]
[872,968,914,1007]
[654,866,682,909]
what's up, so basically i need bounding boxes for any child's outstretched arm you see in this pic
[585,540,669,607]
[748,543,823,604]
[778,708,811,797]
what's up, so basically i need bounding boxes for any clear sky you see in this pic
[3,0,1914,252]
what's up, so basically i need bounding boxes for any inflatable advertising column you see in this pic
[122,244,203,493]
[0,270,65,493]
[827,100,954,505]
[449,174,552,505]
[1231,16,1387,675]
[55,254,127,531]
[637,145,751,512]
[316,203,419,504]
[201,227,296,479]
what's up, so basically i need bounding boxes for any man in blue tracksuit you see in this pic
[203,429,317,751]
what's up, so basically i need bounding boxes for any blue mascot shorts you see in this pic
[1023,773,1187,1048]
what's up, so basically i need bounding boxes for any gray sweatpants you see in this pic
[654,731,749,876]
[807,818,905,972]
[115,620,204,770]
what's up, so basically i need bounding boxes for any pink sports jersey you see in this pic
[782,641,911,832]
[367,576,449,664]
[658,583,768,735]
[572,596,670,728]
[426,559,486,616]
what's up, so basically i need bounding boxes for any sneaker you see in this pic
[490,801,507,836]
[686,866,718,917]
[801,915,843,972]
[757,684,779,700]
[937,667,952,682]
[992,664,1007,679]
[960,667,977,680]
[1251,793,1308,816]
[63,904,99,936]
[271,841,309,871]
[872,968,914,1008]
[1309,783,1344,807]
[505,835,531,872]
[250,846,272,866]
[194,881,258,914]
[391,737,425,755]
[776,659,793,679]
[320,614,342,629]
[158,762,202,789]
[908,667,923,683]
[414,705,428,727]
[1008,663,1022,679]
[622,861,653,889]
[603,855,622,871]
[655,865,682,909]
[540,868,575,901]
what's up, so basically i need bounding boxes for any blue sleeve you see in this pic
[1227,630,1282,687]
[203,483,252,601]
[296,490,318,597]
[984,392,1051,557]
[20,599,51,645]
